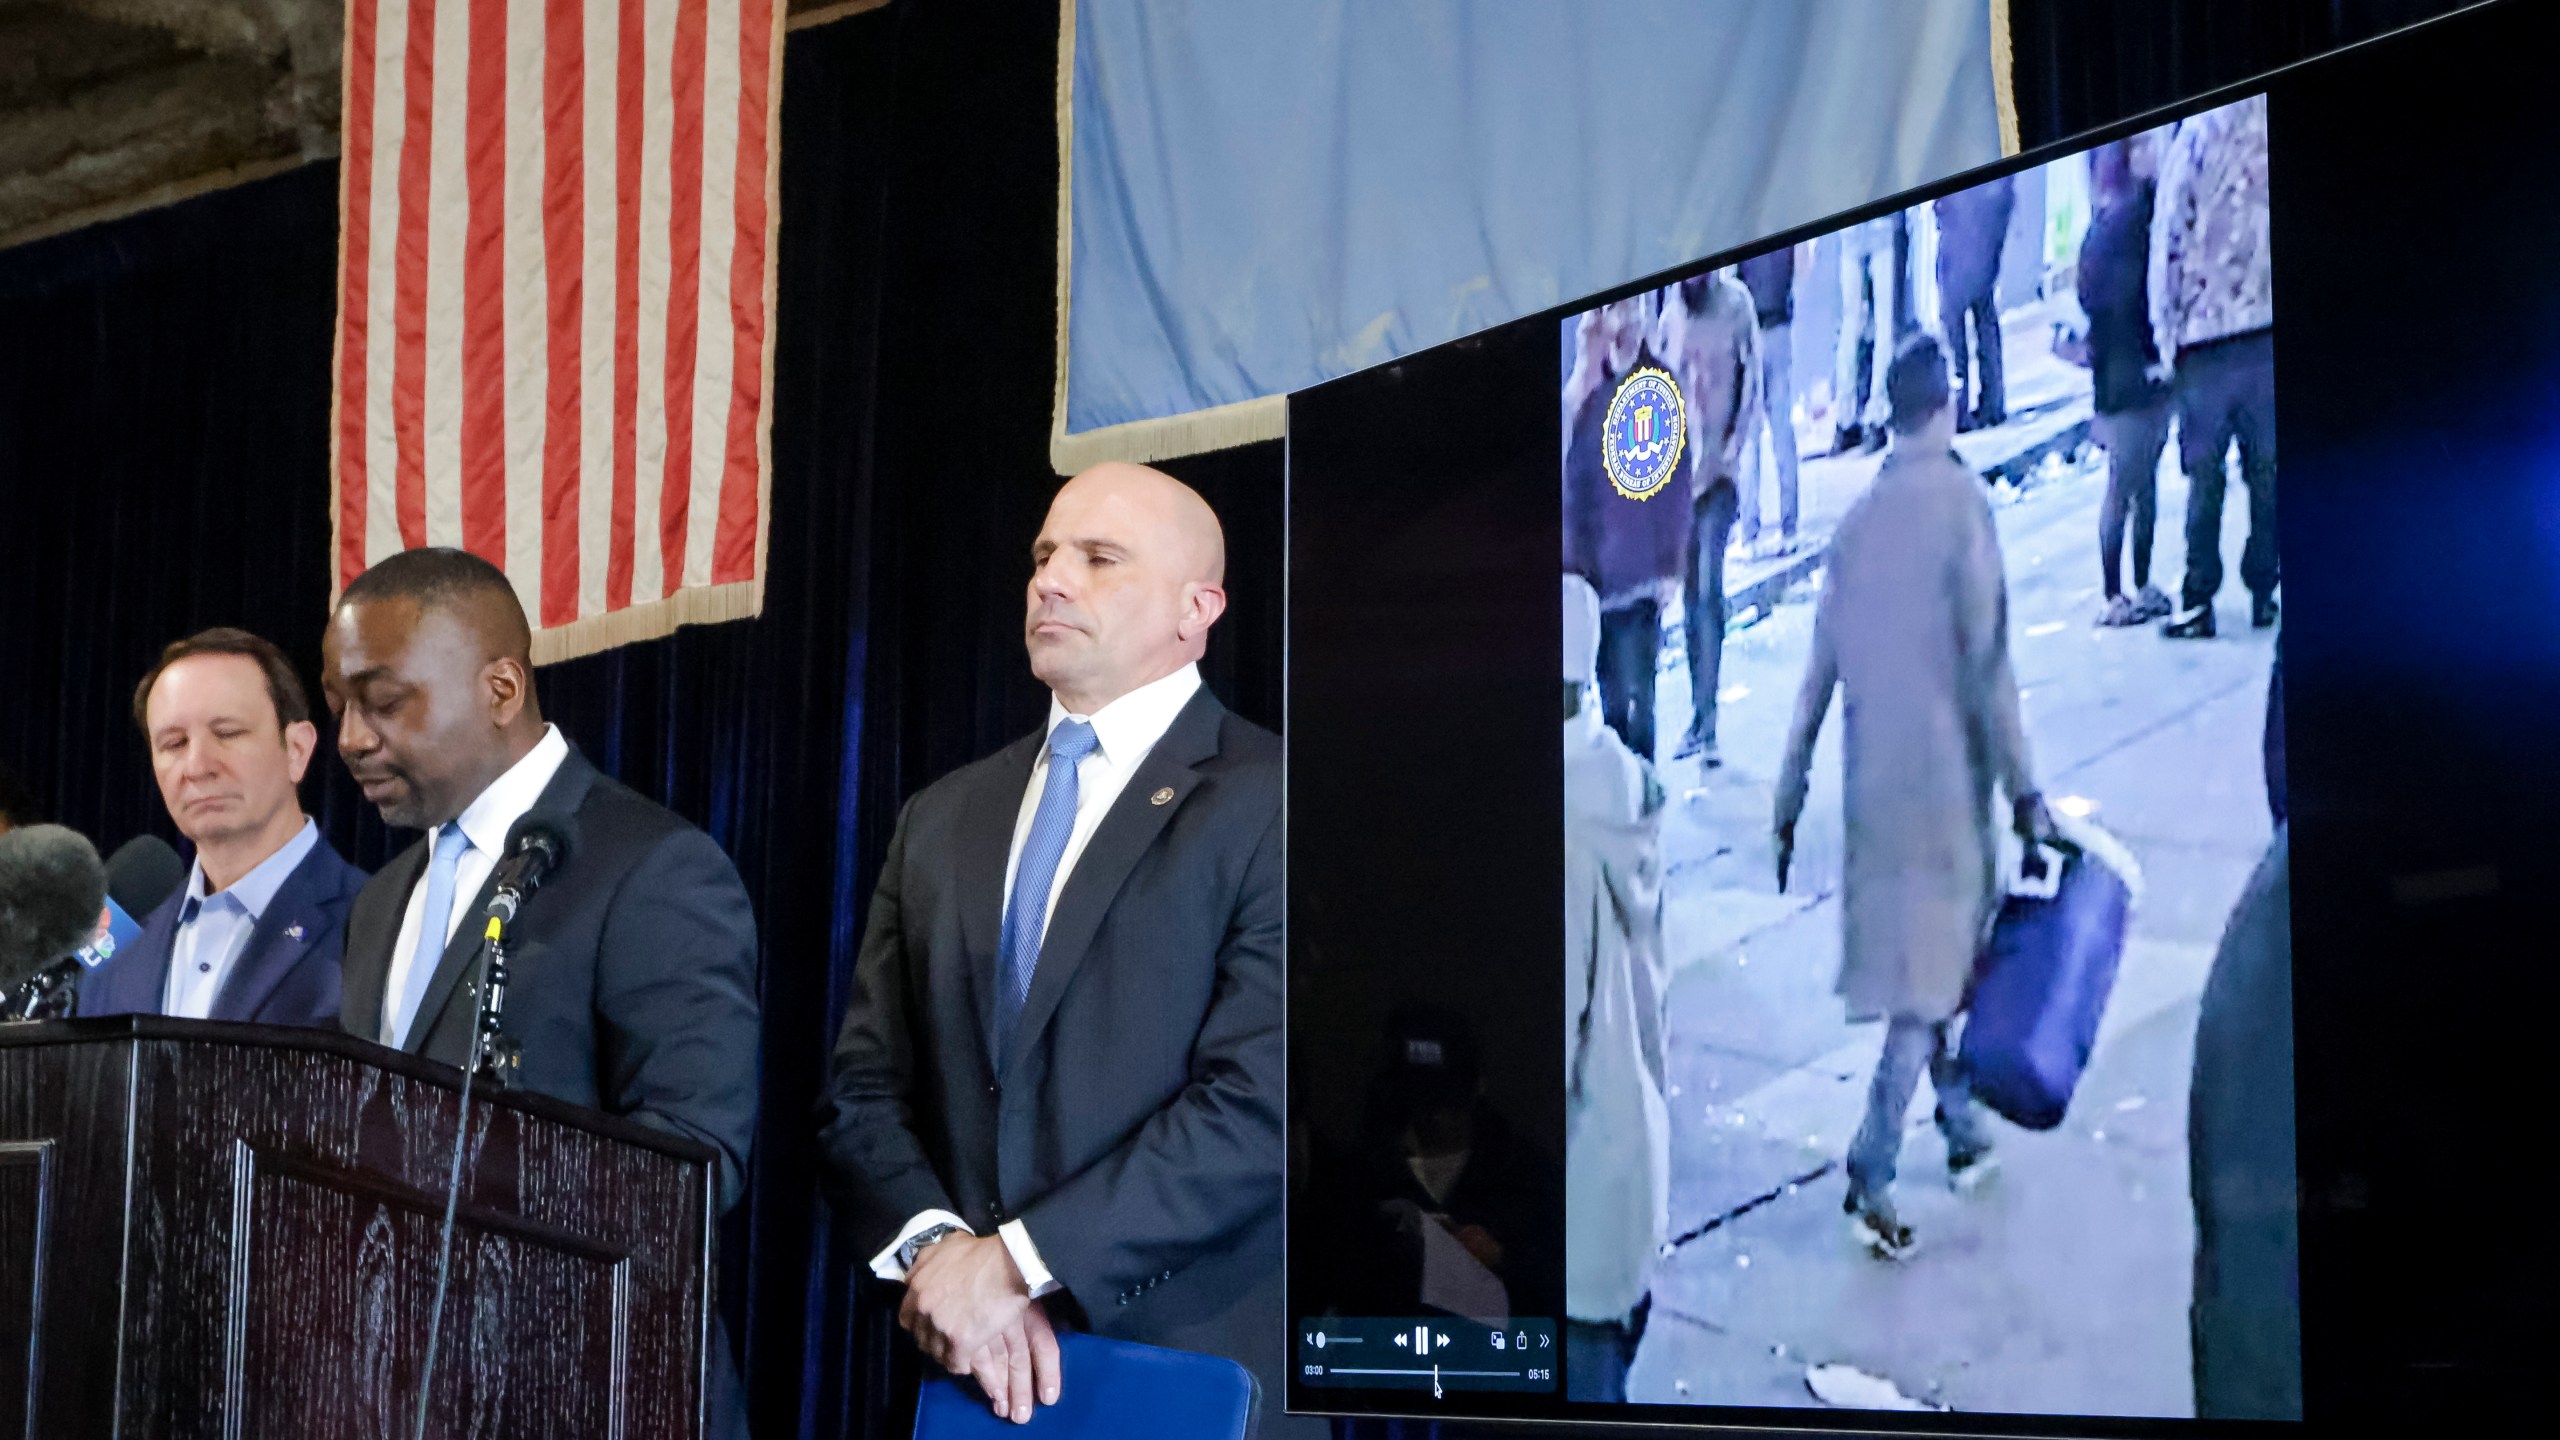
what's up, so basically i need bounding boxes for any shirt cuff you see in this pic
[997,1219,1062,1298]
[869,1209,972,1283]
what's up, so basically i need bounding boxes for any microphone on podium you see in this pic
[485,809,578,925]
[0,825,109,1017]
[103,834,186,919]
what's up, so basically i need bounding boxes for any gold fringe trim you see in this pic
[1049,0,1082,475]
[528,577,768,667]
[752,0,787,624]
[1049,0,1287,473]
[1989,0,2023,156]
[1049,394,1286,473]
[327,0,355,605]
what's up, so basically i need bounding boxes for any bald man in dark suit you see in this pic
[820,464,1308,1435]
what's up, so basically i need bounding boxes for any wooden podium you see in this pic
[0,1016,714,1438]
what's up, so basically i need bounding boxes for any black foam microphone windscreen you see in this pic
[485,808,580,923]
[104,834,187,917]
[0,825,108,992]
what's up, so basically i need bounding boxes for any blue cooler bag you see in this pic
[1960,827,2136,1131]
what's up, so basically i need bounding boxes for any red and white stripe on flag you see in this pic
[331,0,784,664]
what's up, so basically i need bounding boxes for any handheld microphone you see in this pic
[483,810,577,925]
[103,834,187,918]
[0,825,109,1003]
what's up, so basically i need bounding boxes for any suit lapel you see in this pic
[403,865,504,1054]
[344,840,424,1040]
[1001,691,1224,1080]
[211,845,329,1023]
[403,751,601,1054]
[958,734,1042,1046]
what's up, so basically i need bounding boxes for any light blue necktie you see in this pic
[995,720,1100,1054]
[389,824,473,1045]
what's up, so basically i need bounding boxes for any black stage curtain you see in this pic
[2006,0,2477,148]
[0,6,1278,1439]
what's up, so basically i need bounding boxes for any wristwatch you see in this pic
[897,1222,964,1272]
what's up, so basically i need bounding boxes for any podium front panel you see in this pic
[0,1019,714,1440]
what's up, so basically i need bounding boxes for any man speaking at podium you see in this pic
[320,547,760,1435]
[819,464,1306,1434]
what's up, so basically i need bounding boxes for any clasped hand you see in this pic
[901,1232,1062,1424]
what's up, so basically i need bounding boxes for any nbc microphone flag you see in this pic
[332,0,783,663]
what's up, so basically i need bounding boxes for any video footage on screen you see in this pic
[1559,95,2300,1421]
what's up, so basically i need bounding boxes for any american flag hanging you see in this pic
[331,0,783,663]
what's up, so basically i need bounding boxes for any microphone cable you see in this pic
[405,813,567,1437]
[413,912,506,1440]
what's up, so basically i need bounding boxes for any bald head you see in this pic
[1028,463,1230,714]
[321,547,546,829]
[1061,462,1227,583]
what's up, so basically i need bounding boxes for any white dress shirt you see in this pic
[870,663,1204,1295]
[379,725,572,1046]
[163,818,321,1020]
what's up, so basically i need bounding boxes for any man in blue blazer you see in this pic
[81,628,365,1026]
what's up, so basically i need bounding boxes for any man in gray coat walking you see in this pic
[1773,335,2054,1259]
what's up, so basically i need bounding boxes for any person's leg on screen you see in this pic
[1931,1020,1996,1189]
[1941,284,1977,430]
[1833,242,1874,454]
[2125,398,2172,618]
[2095,410,2135,616]
[1970,289,2006,428]
[1677,482,1738,764]
[1596,599,1659,762]
[1860,245,1897,441]
[2230,332,2280,627]
[1762,321,1801,542]
[1844,1016,1931,1257]
[2096,401,2172,625]
[2166,348,2240,638]
[1565,1320,1629,1403]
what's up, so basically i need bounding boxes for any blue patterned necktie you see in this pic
[388,824,473,1045]
[995,720,1101,1054]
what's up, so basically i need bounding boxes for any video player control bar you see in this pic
[1297,1317,1558,1394]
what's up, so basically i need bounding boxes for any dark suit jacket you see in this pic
[818,688,1299,1426]
[339,747,761,1211]
[78,834,365,1028]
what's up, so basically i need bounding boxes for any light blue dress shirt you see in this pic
[162,818,322,1020]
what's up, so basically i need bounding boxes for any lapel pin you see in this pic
[1150,787,1175,806]
[285,924,306,941]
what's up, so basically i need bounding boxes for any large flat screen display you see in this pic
[1286,2,2560,1433]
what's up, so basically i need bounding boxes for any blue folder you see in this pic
[913,1331,1254,1440]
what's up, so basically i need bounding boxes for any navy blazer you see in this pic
[818,687,1310,1434]
[337,746,761,1212]
[77,833,366,1029]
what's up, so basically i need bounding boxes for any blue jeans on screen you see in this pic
[1564,1294,1649,1404]
[1847,1016,1986,1198]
